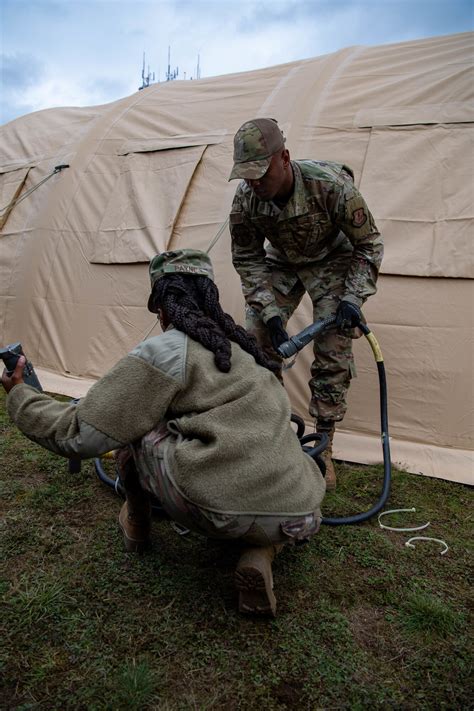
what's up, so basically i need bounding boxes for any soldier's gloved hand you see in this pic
[336,301,362,332]
[266,316,289,352]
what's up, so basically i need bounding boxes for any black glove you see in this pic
[266,315,289,352]
[336,300,362,332]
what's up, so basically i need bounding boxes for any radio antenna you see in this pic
[139,52,155,90]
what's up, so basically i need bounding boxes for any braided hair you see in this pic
[150,273,279,374]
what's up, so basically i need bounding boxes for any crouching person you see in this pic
[1,249,325,617]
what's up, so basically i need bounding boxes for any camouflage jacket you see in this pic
[230,160,383,322]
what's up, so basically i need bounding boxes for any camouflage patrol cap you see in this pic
[147,249,214,312]
[228,118,286,181]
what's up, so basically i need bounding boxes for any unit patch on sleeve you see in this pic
[232,229,254,248]
[230,211,254,248]
[351,207,367,228]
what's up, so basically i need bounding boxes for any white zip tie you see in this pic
[405,537,449,556]
[378,507,430,532]
[170,521,191,536]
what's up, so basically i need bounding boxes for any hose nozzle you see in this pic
[277,316,337,358]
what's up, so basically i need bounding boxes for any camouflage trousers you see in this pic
[123,423,321,547]
[247,248,361,422]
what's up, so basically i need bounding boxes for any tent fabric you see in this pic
[0,31,473,484]
[89,144,208,263]
[0,167,31,229]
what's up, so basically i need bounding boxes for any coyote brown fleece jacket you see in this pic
[7,329,325,515]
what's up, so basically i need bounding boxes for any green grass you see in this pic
[398,590,465,636]
[1,388,472,709]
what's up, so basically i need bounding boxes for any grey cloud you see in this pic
[1,53,45,89]
[231,0,473,38]
[2,0,69,19]
[235,0,351,32]
[1,53,46,124]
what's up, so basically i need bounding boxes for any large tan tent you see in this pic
[1,32,473,484]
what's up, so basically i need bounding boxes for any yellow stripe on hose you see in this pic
[365,332,384,363]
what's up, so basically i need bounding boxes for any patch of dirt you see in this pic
[346,605,401,659]
[274,678,303,706]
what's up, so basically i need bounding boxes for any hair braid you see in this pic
[151,274,279,374]
[196,277,280,373]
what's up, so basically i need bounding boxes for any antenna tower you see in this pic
[166,46,179,81]
[139,52,155,90]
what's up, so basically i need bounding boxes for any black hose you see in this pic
[94,457,124,494]
[321,328,391,525]
[94,457,170,518]
[278,316,336,358]
[299,432,328,478]
[68,457,82,474]
[280,317,392,526]
[300,432,329,457]
[290,413,306,439]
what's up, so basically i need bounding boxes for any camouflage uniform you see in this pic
[127,423,320,546]
[230,159,383,421]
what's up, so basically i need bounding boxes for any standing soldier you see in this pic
[228,118,383,489]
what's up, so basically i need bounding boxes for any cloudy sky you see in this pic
[1,0,473,124]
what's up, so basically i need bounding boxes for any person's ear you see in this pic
[158,307,171,330]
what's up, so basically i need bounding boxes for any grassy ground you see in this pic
[1,388,472,710]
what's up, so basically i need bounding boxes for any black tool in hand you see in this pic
[0,342,43,391]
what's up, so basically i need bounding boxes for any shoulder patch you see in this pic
[351,207,367,227]
[229,212,244,225]
[230,211,254,247]
[232,232,253,248]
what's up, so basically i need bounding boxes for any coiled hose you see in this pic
[279,316,391,525]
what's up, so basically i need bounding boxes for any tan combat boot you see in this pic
[234,544,283,617]
[317,420,337,491]
[118,493,152,553]
[116,446,152,553]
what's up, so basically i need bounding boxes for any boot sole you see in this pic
[120,531,151,554]
[235,565,277,617]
